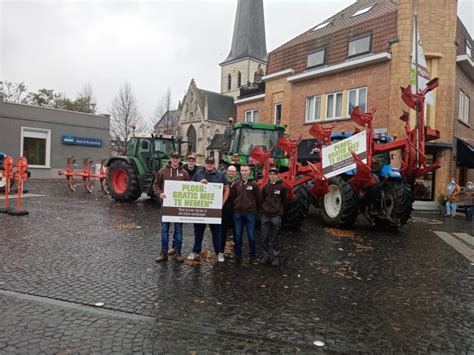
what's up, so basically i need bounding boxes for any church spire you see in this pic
[221,0,267,64]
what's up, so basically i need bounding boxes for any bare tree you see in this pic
[109,82,146,155]
[75,83,97,113]
[151,88,178,135]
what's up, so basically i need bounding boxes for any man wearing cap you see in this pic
[153,152,189,262]
[260,167,287,267]
[183,155,200,180]
[167,154,201,256]
[229,164,262,264]
[188,156,229,263]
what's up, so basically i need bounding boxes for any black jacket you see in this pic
[262,181,288,217]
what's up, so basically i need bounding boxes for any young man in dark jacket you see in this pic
[230,164,262,264]
[183,155,200,180]
[221,164,238,255]
[260,167,288,267]
[187,156,230,263]
[153,152,189,262]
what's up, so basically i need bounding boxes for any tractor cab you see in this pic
[126,134,178,174]
[224,122,286,167]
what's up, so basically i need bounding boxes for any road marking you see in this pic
[0,194,46,200]
[433,231,474,263]
[453,233,474,248]
[0,289,154,322]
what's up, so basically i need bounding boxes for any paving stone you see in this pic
[0,180,473,352]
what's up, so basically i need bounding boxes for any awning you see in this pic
[456,138,474,168]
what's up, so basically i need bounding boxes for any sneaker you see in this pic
[229,255,242,264]
[187,252,199,261]
[271,257,280,267]
[217,253,225,263]
[167,247,176,256]
[175,252,184,262]
[259,255,271,265]
[155,251,168,262]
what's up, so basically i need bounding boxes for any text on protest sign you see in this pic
[322,131,367,179]
[162,181,223,224]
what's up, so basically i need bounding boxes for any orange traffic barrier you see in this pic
[8,156,29,216]
[0,156,14,213]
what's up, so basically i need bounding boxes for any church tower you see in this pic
[220,0,267,99]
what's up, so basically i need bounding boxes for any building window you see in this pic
[186,125,197,152]
[21,127,51,168]
[312,22,331,31]
[467,41,472,59]
[238,71,242,87]
[305,96,322,122]
[227,74,232,91]
[459,90,470,124]
[352,4,375,17]
[348,87,368,116]
[245,109,259,123]
[307,48,326,69]
[348,33,372,58]
[274,103,282,124]
[326,92,343,119]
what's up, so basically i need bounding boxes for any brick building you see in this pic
[235,0,473,206]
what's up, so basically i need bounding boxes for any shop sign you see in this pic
[61,135,102,147]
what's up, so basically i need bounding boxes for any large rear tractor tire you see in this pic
[107,160,141,202]
[375,181,413,228]
[320,176,359,228]
[283,185,310,229]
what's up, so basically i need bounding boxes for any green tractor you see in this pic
[221,121,288,174]
[221,121,312,229]
[106,134,187,202]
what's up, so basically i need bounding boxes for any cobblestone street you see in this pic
[0,180,473,353]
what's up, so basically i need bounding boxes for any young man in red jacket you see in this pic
[260,167,288,267]
[153,152,189,262]
[229,164,262,264]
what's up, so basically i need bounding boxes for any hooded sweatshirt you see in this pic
[153,162,189,198]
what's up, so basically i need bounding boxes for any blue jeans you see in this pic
[233,213,257,258]
[160,209,183,252]
[192,224,222,255]
[446,201,457,216]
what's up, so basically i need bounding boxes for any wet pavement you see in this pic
[0,180,473,353]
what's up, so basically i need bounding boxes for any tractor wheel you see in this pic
[0,176,14,193]
[107,160,141,202]
[375,181,413,228]
[321,176,359,228]
[283,185,310,229]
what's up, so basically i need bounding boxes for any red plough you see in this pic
[58,158,108,194]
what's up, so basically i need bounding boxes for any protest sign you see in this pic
[161,181,223,224]
[322,130,367,179]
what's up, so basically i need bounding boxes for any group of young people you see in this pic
[152,153,287,266]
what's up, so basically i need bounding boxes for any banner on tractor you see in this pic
[322,130,367,179]
[162,181,223,224]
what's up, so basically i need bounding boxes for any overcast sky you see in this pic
[1,0,473,125]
